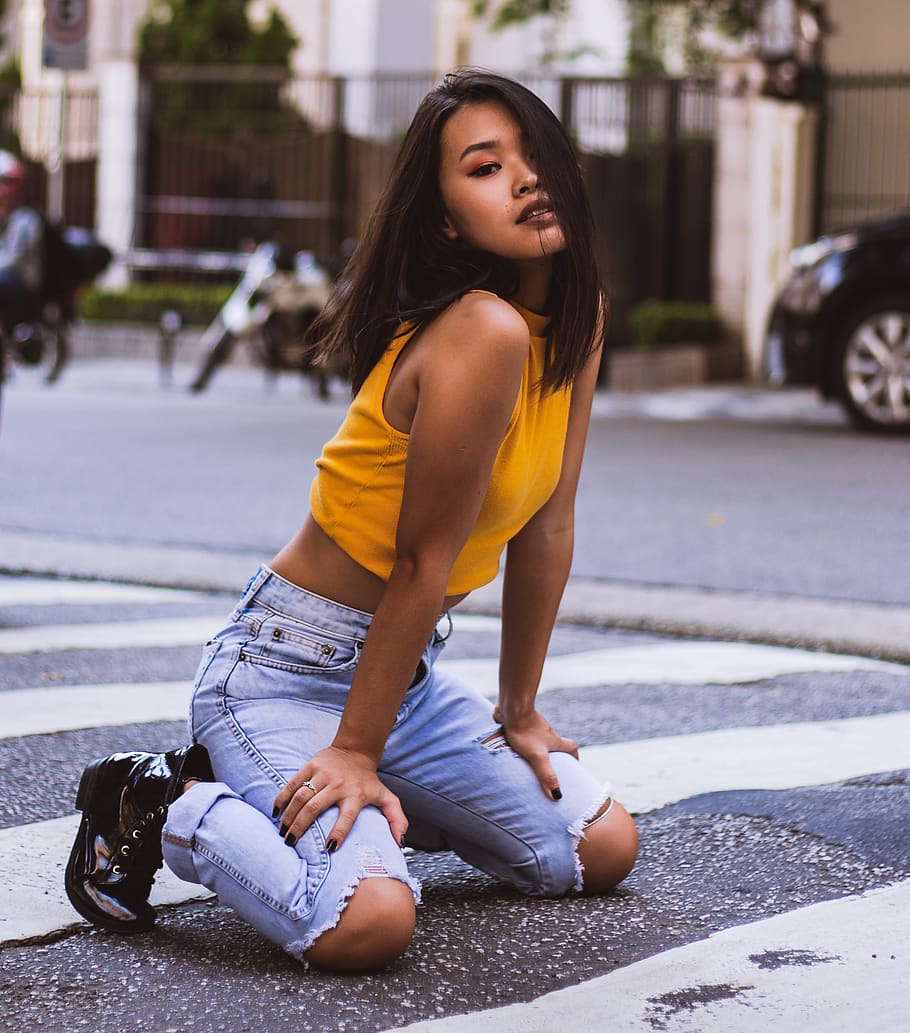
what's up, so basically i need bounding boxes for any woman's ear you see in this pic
[441,215,459,241]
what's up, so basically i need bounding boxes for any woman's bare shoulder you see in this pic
[422,291,530,363]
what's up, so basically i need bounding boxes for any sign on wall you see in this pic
[43,0,90,71]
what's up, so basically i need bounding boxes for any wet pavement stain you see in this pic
[748,948,840,970]
[644,982,755,1030]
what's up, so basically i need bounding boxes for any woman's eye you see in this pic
[469,162,500,178]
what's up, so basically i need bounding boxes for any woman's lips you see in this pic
[517,196,555,223]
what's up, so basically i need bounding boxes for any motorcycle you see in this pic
[0,223,112,410]
[189,242,334,395]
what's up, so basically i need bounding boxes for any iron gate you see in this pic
[815,72,910,235]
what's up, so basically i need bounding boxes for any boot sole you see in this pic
[64,758,156,933]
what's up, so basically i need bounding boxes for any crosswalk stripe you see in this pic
[445,641,908,694]
[0,613,500,656]
[0,580,202,607]
[1,682,192,738]
[3,610,905,675]
[0,616,222,655]
[378,879,910,1032]
[4,710,909,945]
[583,711,910,813]
[0,815,210,946]
[6,640,906,739]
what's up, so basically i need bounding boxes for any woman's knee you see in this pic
[304,876,416,972]
[576,799,639,893]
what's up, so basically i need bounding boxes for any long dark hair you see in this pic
[311,69,604,393]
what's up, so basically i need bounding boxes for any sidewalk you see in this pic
[2,529,907,662]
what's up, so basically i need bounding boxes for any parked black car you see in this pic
[765,212,910,433]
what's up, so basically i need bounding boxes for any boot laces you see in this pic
[106,805,167,897]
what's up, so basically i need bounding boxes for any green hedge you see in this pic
[628,299,724,350]
[78,283,234,326]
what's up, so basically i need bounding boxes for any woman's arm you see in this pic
[274,294,531,849]
[495,335,604,798]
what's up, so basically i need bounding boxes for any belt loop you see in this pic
[434,611,453,644]
[238,565,271,606]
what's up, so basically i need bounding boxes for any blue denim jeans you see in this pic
[162,566,609,960]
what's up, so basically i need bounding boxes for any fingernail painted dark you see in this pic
[272,806,280,819]
[279,824,288,837]
[551,787,563,800]
[284,833,297,848]
[400,834,407,848]
[327,839,338,854]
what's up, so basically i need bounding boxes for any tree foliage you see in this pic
[139,0,296,67]
[470,0,570,31]
[138,0,300,133]
[473,1,827,74]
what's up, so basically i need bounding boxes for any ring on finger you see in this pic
[301,779,318,796]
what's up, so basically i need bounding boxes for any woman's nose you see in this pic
[516,169,537,195]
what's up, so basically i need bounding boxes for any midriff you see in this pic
[269,516,470,615]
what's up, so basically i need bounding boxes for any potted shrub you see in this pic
[608,299,741,389]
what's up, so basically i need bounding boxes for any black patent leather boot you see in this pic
[64,744,213,932]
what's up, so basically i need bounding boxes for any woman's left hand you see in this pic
[492,705,578,801]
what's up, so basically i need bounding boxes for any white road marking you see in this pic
[444,641,908,694]
[0,613,498,656]
[3,711,909,944]
[0,579,203,607]
[5,638,907,738]
[0,815,210,946]
[3,611,905,691]
[1,682,192,738]
[0,616,221,655]
[585,711,910,813]
[379,880,910,1033]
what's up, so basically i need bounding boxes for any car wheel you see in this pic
[835,295,910,433]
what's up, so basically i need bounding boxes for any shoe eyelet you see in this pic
[157,806,166,816]
[112,865,122,874]
[131,829,143,840]
[120,845,131,856]
[146,812,156,821]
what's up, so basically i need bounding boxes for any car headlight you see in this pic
[788,232,859,270]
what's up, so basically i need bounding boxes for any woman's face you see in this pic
[437,100,566,264]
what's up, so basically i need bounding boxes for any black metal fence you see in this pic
[137,69,716,347]
[4,70,716,348]
[815,72,910,235]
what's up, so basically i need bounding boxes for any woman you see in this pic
[65,70,638,972]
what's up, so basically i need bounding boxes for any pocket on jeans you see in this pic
[241,627,361,675]
[193,638,223,689]
[255,612,360,668]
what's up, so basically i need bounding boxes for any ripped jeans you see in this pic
[162,566,609,960]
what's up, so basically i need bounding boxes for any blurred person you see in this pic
[65,70,638,972]
[0,151,43,318]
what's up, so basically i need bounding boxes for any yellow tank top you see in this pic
[309,297,572,595]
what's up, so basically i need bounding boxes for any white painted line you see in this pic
[379,879,910,1033]
[1,682,192,738]
[0,579,203,607]
[587,711,910,814]
[4,712,909,944]
[5,642,908,739]
[449,615,501,632]
[0,613,498,657]
[0,814,211,946]
[0,616,221,655]
[443,640,908,694]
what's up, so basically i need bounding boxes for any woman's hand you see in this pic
[272,745,408,852]
[492,705,579,801]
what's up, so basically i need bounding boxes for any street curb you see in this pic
[2,531,908,663]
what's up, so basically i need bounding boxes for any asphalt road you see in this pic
[0,358,908,605]
[0,359,908,1032]
[2,575,908,1033]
